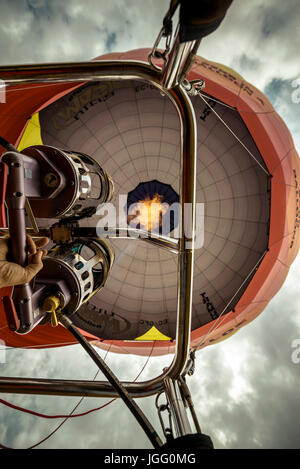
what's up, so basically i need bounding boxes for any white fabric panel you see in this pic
[39,81,270,339]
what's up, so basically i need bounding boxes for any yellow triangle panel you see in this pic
[17,113,43,151]
[134,326,171,341]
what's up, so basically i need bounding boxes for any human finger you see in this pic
[26,235,37,255]
[0,237,9,260]
[18,251,44,284]
[34,237,50,249]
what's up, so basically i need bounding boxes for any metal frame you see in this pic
[0,59,197,398]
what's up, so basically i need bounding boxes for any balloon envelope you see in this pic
[0,49,299,356]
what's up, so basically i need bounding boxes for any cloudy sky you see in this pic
[0,0,300,450]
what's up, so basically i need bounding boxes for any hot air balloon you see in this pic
[0,0,299,450]
[1,51,299,355]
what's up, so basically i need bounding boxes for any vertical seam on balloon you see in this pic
[268,229,300,249]
[194,249,268,350]
[234,78,244,110]
[269,148,294,175]
[104,84,141,182]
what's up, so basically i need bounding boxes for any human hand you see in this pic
[0,235,49,287]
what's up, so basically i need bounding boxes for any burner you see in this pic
[126,180,179,234]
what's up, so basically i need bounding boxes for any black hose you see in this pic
[59,313,163,449]
[0,136,17,152]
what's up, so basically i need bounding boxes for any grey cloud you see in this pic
[264,76,300,147]
[261,0,300,37]
[237,54,263,74]
[0,0,169,64]
[0,346,168,448]
[201,0,300,90]
[105,32,117,52]
[189,269,300,449]
[26,0,55,21]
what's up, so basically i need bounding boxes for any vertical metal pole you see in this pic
[160,31,196,89]
[164,377,192,437]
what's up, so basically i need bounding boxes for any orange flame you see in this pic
[129,193,169,232]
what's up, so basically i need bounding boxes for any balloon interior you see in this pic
[0,0,299,450]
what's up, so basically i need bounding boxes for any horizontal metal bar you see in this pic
[77,227,179,253]
[0,226,179,254]
[0,376,163,398]
[0,60,161,86]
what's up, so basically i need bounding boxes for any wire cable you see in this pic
[0,342,155,420]
[0,136,16,152]
[0,341,156,449]
[59,315,162,448]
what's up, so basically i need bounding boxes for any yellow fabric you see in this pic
[17,113,43,151]
[206,59,245,82]
[134,326,171,341]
